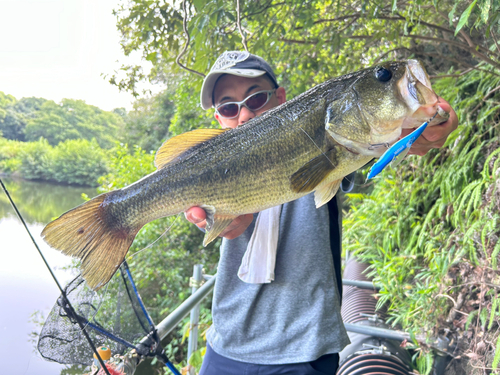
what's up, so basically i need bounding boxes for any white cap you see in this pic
[200,51,278,110]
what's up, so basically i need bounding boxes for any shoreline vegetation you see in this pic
[0,137,109,187]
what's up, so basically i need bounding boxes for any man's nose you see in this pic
[238,106,255,125]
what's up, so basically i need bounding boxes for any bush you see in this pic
[18,138,53,180]
[0,137,24,173]
[50,139,109,186]
[97,143,155,190]
[1,137,109,186]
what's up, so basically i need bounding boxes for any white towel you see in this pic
[238,205,282,284]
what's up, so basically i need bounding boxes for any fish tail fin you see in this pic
[41,192,140,290]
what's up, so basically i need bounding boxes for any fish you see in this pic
[41,60,449,290]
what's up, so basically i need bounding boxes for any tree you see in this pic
[0,92,23,141]
[122,89,176,152]
[24,98,124,147]
[111,0,500,96]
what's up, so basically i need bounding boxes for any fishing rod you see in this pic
[0,177,112,375]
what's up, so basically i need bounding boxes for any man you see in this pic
[185,51,458,375]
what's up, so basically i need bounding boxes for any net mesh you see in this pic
[38,264,151,365]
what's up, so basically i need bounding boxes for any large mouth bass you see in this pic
[42,60,449,290]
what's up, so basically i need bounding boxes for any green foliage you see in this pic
[415,351,433,375]
[0,137,24,172]
[0,137,109,186]
[0,92,123,147]
[97,143,155,190]
[49,139,109,186]
[454,0,500,35]
[24,99,123,148]
[493,334,500,370]
[121,90,175,152]
[112,1,500,99]
[18,138,54,180]
[168,81,217,136]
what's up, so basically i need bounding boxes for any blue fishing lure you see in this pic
[367,113,438,180]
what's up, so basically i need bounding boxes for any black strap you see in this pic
[328,197,343,305]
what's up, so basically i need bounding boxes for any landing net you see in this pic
[37,261,177,372]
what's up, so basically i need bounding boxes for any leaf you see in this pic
[188,347,204,370]
[479,0,491,24]
[455,0,478,35]
[391,0,398,12]
[493,335,500,370]
[465,309,479,330]
[488,293,498,330]
[197,14,209,33]
[191,0,205,11]
[448,2,459,27]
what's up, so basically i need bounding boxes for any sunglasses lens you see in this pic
[218,103,239,118]
[245,92,269,110]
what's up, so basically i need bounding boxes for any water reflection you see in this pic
[1,178,158,375]
[0,177,98,375]
[0,177,98,224]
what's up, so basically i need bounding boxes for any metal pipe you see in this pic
[342,279,382,290]
[187,265,203,373]
[344,323,451,356]
[153,274,216,341]
[344,323,412,342]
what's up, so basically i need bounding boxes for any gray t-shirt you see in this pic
[206,193,350,364]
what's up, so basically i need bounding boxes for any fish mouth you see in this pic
[399,60,449,128]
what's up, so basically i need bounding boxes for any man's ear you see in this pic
[276,87,286,105]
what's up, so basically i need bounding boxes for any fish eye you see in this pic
[375,67,392,82]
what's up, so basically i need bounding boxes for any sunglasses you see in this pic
[215,89,276,119]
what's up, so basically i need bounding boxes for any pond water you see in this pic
[0,177,98,375]
[1,177,161,375]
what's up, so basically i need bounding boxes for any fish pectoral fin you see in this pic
[290,149,337,193]
[155,128,228,169]
[41,192,141,290]
[314,179,341,208]
[203,210,238,246]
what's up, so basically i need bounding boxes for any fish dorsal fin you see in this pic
[155,128,227,169]
[290,149,338,193]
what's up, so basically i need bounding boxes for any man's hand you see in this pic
[405,98,458,156]
[184,207,254,240]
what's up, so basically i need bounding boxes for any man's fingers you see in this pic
[406,98,458,156]
[185,207,253,239]
[185,207,207,229]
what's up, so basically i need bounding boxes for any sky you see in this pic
[0,0,156,111]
